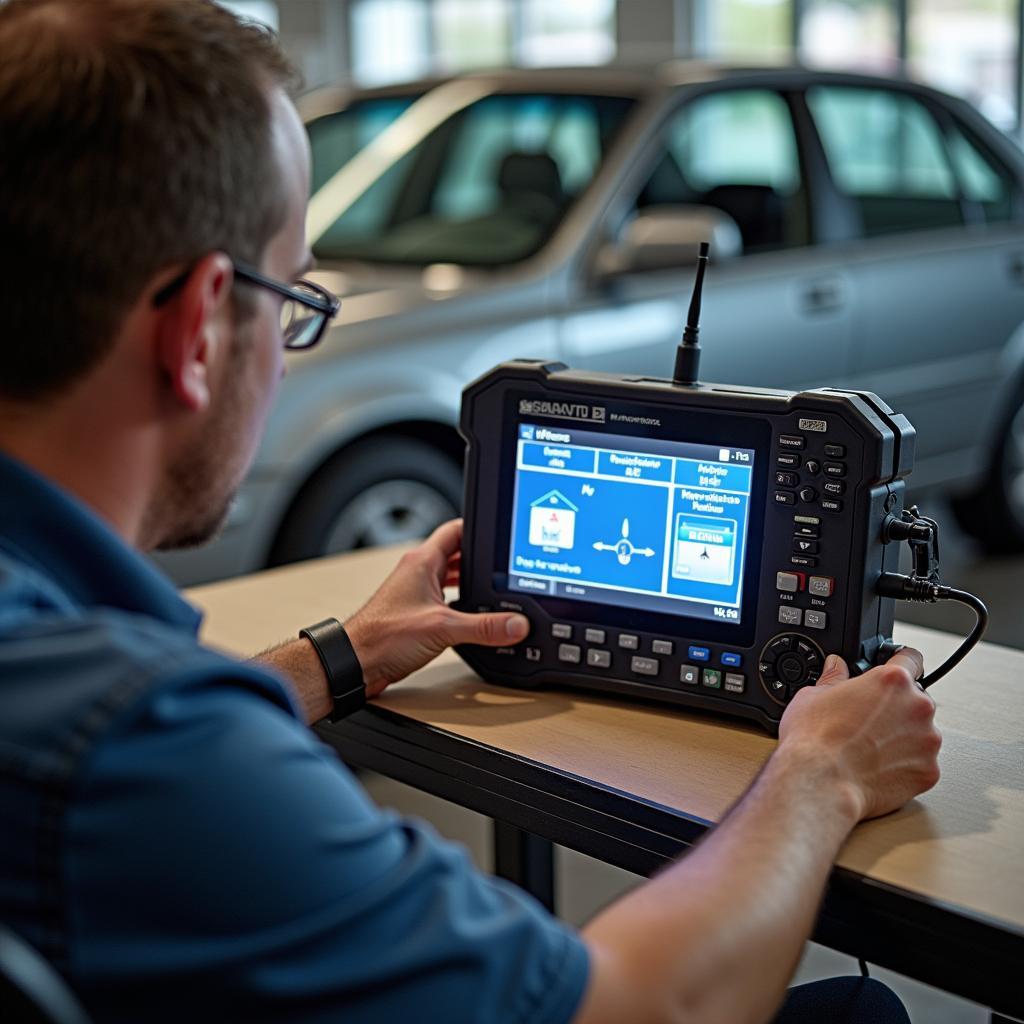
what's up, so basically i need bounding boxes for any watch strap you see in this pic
[299,617,365,722]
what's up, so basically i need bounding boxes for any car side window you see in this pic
[636,88,808,254]
[807,86,963,238]
[946,122,1017,224]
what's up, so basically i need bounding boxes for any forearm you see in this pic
[254,638,334,725]
[578,744,861,1024]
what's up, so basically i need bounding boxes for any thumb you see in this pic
[445,610,531,647]
[816,653,850,687]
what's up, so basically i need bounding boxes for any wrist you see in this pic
[770,739,865,830]
[342,610,392,698]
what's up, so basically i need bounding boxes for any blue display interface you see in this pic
[506,423,757,625]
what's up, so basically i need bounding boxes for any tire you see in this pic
[269,437,463,566]
[951,386,1024,553]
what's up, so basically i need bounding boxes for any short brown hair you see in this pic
[0,0,299,400]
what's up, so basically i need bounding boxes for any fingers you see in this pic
[885,646,925,683]
[418,519,464,578]
[443,609,530,647]
[815,654,850,687]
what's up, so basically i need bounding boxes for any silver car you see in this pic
[158,64,1024,586]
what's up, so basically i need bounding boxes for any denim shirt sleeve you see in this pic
[64,669,589,1024]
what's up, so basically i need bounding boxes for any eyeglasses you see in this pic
[153,259,341,351]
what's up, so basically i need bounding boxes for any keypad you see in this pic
[558,643,581,663]
[584,628,606,644]
[652,639,674,656]
[587,649,611,668]
[618,634,639,650]
[724,673,745,694]
[631,656,659,677]
[552,623,573,639]
[688,645,710,662]
[702,668,722,689]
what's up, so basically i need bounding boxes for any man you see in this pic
[0,2,941,1022]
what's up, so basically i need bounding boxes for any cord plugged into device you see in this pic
[673,241,710,386]
[877,506,989,687]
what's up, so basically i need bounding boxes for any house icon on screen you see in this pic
[529,490,578,550]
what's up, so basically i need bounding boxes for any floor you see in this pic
[362,499,1023,1023]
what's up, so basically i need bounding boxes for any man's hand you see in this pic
[345,519,530,698]
[778,648,942,822]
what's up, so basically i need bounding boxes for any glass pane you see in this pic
[313,92,635,266]
[908,0,1016,133]
[702,0,792,58]
[518,0,616,66]
[640,89,807,252]
[435,0,511,71]
[307,96,420,195]
[351,0,430,86]
[947,122,1016,221]
[808,85,964,236]
[799,0,899,72]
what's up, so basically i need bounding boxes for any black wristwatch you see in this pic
[299,617,365,722]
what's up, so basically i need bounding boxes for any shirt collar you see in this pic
[0,450,201,633]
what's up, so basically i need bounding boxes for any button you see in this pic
[688,645,710,662]
[702,668,722,689]
[774,491,796,506]
[775,471,798,487]
[778,606,803,626]
[777,452,800,468]
[803,459,821,475]
[525,647,542,662]
[631,656,660,677]
[680,664,700,685]
[724,673,745,693]
[805,610,827,630]
[824,444,846,458]
[584,628,606,644]
[824,462,846,477]
[779,434,806,450]
[552,623,573,639]
[794,514,821,526]
[798,487,817,503]
[790,555,818,568]
[776,571,802,593]
[794,523,819,538]
[721,651,743,667]
[823,480,845,496]
[766,678,789,699]
[796,640,822,670]
[587,648,611,668]
[558,643,581,663]
[618,634,639,650]
[778,654,807,684]
[793,538,819,555]
[758,659,777,680]
[652,639,674,656]
[808,576,834,598]
[496,647,516,656]
[766,636,794,657]
[821,498,843,513]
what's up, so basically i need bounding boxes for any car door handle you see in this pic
[1007,253,1024,287]
[799,277,845,314]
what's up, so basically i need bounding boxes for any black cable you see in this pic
[918,588,988,689]
[876,574,989,688]
[858,957,870,978]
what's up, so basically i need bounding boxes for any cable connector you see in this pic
[876,573,951,603]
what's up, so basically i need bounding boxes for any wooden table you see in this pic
[189,546,1024,1020]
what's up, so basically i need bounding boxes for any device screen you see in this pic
[506,422,757,626]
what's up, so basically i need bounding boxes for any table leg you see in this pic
[492,821,556,913]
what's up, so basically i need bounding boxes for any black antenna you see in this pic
[673,241,710,385]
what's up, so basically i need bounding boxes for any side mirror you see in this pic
[595,205,743,278]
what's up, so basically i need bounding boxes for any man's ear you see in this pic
[154,252,235,412]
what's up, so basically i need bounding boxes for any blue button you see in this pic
[688,645,710,662]
[721,651,743,668]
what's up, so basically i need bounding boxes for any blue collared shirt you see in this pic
[0,451,588,1023]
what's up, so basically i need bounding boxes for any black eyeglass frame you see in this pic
[153,259,341,351]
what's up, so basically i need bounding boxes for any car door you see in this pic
[559,86,856,390]
[803,83,1024,490]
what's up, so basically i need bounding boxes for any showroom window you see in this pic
[700,0,793,58]
[807,85,964,236]
[798,0,900,72]
[637,89,807,253]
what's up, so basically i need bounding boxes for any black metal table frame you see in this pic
[319,708,1023,1021]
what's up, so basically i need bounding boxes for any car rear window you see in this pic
[808,85,964,238]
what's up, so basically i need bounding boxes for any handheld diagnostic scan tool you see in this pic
[455,245,988,733]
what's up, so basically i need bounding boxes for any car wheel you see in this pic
[269,438,463,565]
[951,386,1024,553]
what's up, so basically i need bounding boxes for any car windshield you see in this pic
[309,91,636,268]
